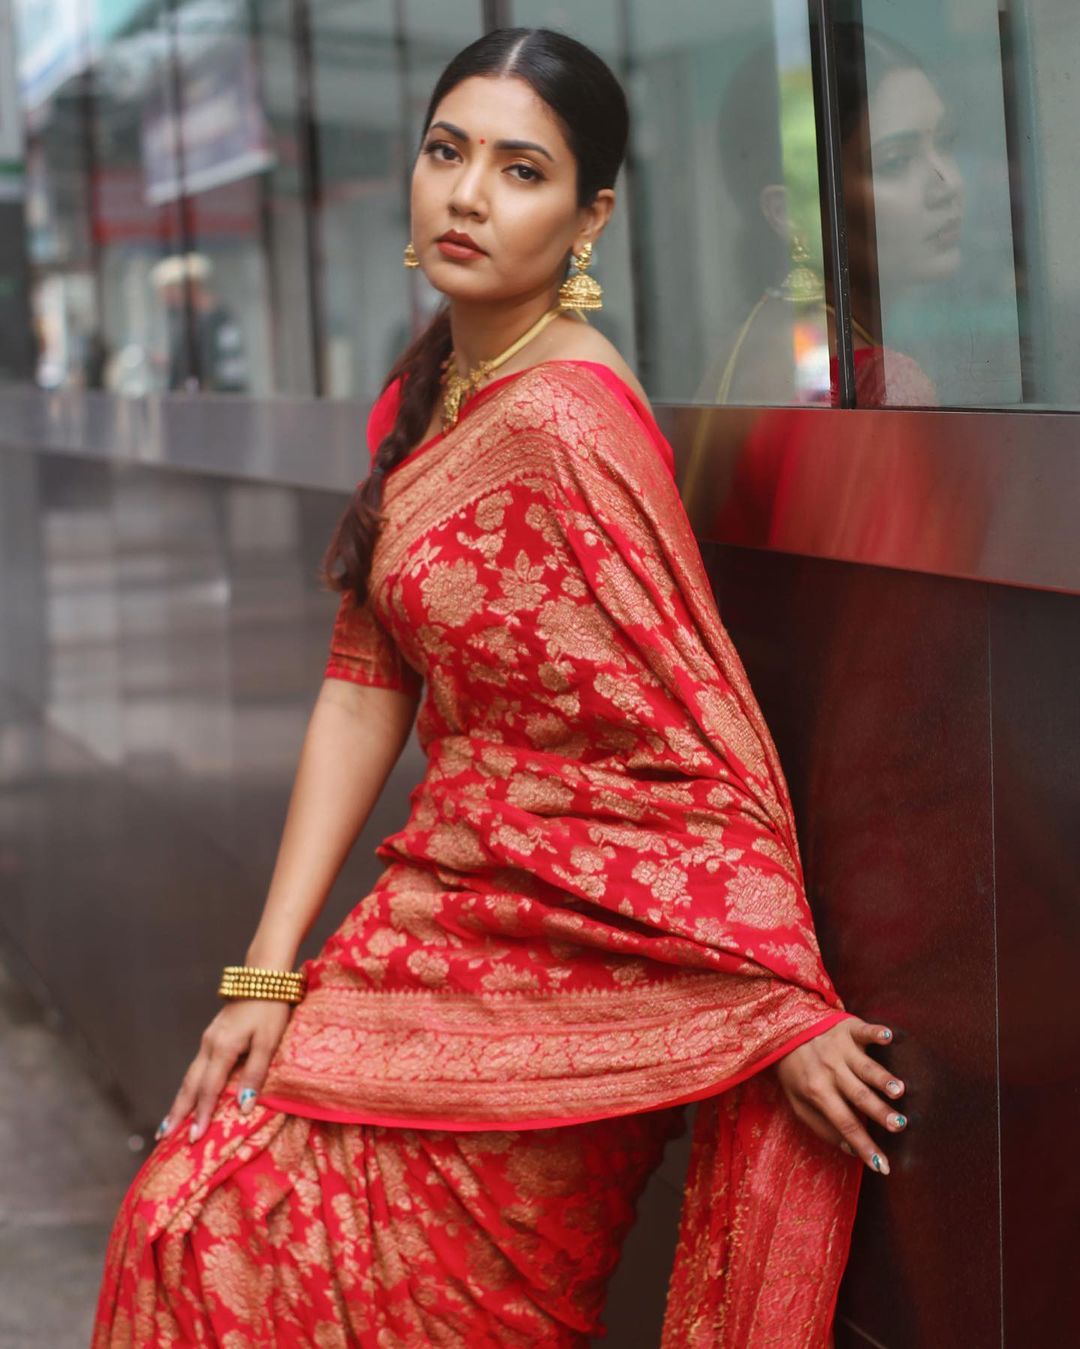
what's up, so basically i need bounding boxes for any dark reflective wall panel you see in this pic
[989,586,1080,1343]
[709,546,999,1347]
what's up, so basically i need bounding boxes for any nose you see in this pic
[925,149,961,206]
[447,157,488,221]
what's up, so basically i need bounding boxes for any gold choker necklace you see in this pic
[439,302,565,430]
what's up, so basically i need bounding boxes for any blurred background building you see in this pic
[1,1,1078,1345]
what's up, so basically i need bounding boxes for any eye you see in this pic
[422,139,459,163]
[876,151,913,176]
[508,162,544,183]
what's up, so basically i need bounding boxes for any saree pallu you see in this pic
[93,359,861,1346]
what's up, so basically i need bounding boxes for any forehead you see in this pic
[429,74,570,151]
[869,67,946,137]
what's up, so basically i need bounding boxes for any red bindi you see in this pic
[479,137,485,144]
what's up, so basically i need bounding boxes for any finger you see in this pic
[849,1020,895,1048]
[155,1056,206,1141]
[819,1089,891,1175]
[234,1037,275,1115]
[848,1050,906,1103]
[836,1065,908,1134]
[786,1094,846,1149]
[189,1047,239,1143]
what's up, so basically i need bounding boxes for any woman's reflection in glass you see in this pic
[698,23,965,408]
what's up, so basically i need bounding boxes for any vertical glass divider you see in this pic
[810,0,856,408]
[163,0,201,389]
[290,0,326,397]
[482,2,513,31]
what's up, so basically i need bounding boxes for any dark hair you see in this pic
[830,22,931,147]
[321,27,630,607]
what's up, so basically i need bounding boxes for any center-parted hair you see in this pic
[322,27,629,608]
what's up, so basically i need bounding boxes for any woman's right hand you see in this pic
[155,998,293,1144]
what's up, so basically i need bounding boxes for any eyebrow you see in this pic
[871,131,920,154]
[871,117,954,155]
[429,120,555,163]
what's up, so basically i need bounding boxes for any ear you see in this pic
[575,187,616,251]
[759,183,791,240]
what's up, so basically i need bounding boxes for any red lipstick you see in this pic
[436,229,486,259]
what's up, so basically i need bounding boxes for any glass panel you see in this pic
[1007,0,1080,409]
[1,0,35,383]
[512,1,834,406]
[13,0,315,397]
[13,0,185,393]
[830,1,1032,409]
[308,0,483,403]
[166,0,304,396]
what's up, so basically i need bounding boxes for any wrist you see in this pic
[244,940,301,970]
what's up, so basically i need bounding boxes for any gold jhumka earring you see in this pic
[403,241,420,268]
[557,241,603,313]
[774,232,824,304]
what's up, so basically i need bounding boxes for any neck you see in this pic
[447,288,563,375]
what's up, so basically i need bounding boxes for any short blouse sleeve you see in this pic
[323,590,422,696]
[322,374,421,696]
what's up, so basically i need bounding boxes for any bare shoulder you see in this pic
[545,320,654,417]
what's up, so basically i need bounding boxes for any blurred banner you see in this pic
[141,35,275,205]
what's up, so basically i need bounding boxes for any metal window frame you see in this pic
[809,0,857,408]
[482,2,513,30]
[289,0,327,397]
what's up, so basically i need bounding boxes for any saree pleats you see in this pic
[93,1072,683,1347]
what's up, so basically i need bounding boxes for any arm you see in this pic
[243,676,419,969]
[159,584,422,1145]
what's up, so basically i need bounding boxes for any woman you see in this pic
[92,28,907,1347]
[695,22,963,410]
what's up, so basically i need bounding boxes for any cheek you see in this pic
[495,194,570,262]
[410,165,432,214]
[871,179,921,253]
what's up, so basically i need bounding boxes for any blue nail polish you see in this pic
[155,1116,171,1139]
[893,1114,907,1129]
[238,1088,257,1111]
[871,1153,883,1172]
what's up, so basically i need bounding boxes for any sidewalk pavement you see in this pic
[0,950,143,1349]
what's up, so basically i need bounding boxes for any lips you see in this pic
[928,217,962,244]
[436,230,486,254]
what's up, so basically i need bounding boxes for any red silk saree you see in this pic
[93,359,861,1346]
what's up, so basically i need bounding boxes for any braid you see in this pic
[320,307,452,607]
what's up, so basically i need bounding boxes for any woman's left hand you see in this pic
[771,1018,908,1175]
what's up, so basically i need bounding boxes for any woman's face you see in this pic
[410,74,601,305]
[844,66,965,291]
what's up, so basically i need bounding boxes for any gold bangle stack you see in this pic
[218,965,307,1005]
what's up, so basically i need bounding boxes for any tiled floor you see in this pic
[0,951,143,1349]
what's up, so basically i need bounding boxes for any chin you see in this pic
[914,248,963,284]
